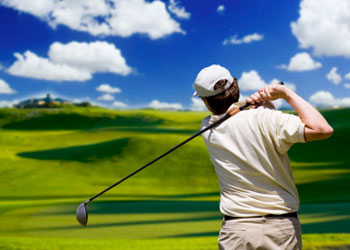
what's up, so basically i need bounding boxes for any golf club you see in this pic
[76,82,284,227]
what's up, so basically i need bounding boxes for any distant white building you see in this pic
[15,93,72,109]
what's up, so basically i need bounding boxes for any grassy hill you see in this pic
[0,106,349,250]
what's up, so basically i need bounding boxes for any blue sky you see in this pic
[0,0,349,110]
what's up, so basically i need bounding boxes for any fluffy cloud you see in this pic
[168,0,190,19]
[0,0,184,39]
[113,101,128,108]
[279,52,321,72]
[49,41,131,75]
[148,99,183,110]
[326,67,342,84]
[190,97,207,111]
[238,70,266,91]
[291,0,350,57]
[310,90,350,108]
[344,84,350,89]
[0,79,17,94]
[7,51,91,81]
[223,33,263,45]
[217,5,225,13]
[7,41,131,81]
[98,94,115,101]
[96,84,121,93]
[238,71,297,92]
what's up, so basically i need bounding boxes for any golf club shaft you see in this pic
[86,102,252,203]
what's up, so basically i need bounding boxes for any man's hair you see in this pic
[204,78,240,115]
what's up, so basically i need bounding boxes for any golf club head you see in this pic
[76,202,88,227]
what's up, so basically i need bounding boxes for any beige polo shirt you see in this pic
[201,105,305,217]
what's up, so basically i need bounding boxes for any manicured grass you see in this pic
[0,107,349,249]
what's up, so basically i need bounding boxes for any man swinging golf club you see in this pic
[194,64,333,250]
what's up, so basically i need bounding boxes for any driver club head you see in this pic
[76,202,88,227]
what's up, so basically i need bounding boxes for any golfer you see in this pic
[193,65,333,250]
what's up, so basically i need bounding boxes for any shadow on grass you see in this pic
[297,174,350,204]
[37,200,220,216]
[17,137,130,162]
[292,161,350,170]
[299,202,350,234]
[288,122,350,163]
[89,200,218,214]
[301,218,350,234]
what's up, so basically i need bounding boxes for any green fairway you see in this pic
[0,107,349,249]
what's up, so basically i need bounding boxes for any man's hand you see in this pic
[246,84,290,106]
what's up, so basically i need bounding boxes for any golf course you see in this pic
[0,106,349,250]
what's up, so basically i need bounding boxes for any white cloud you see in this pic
[98,94,115,101]
[148,99,183,110]
[326,67,342,84]
[0,0,184,39]
[310,90,350,108]
[0,99,19,107]
[190,97,207,111]
[279,52,321,72]
[238,71,297,93]
[217,5,225,13]
[0,79,17,94]
[291,0,350,57]
[238,70,266,91]
[49,41,132,76]
[96,84,121,93]
[344,73,350,80]
[7,51,91,81]
[168,0,190,19]
[7,41,131,81]
[0,0,54,17]
[113,101,128,108]
[344,83,350,89]
[223,33,264,45]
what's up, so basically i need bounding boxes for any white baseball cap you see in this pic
[193,64,234,97]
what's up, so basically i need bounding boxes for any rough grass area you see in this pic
[0,107,349,249]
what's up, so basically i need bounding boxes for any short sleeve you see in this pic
[261,109,305,154]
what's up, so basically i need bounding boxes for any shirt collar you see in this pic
[209,102,241,124]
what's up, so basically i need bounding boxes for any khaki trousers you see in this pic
[218,216,302,250]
